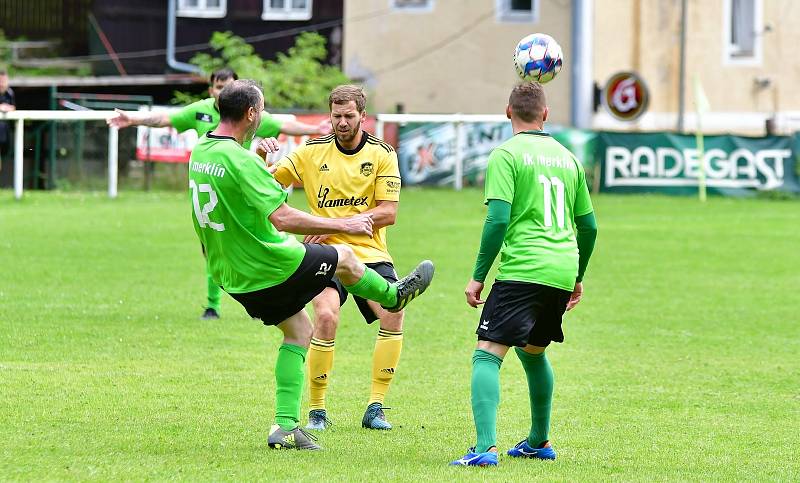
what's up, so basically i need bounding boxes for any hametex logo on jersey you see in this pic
[317,186,368,209]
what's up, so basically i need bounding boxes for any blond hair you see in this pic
[329,85,367,112]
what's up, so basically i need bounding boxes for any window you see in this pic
[723,0,762,65]
[262,0,313,21]
[496,0,539,23]
[391,0,434,12]
[177,0,227,18]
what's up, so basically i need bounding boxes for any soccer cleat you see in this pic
[200,307,220,320]
[383,260,435,313]
[506,439,556,460]
[267,424,321,450]
[361,402,392,430]
[450,447,499,467]
[305,409,333,431]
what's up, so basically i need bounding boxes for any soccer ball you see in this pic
[514,33,563,84]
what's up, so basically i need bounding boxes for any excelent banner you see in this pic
[397,122,512,186]
[397,123,593,186]
[598,132,800,195]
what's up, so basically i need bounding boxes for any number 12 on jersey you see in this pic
[538,175,565,228]
[190,180,225,231]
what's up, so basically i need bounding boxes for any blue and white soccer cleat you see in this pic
[362,402,392,430]
[449,447,498,466]
[305,409,332,431]
[506,439,556,460]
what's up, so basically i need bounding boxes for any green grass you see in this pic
[1,189,799,481]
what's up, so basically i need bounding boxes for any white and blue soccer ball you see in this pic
[514,33,563,84]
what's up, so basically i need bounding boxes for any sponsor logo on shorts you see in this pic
[316,262,332,277]
[480,319,490,330]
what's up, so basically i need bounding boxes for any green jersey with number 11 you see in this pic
[484,131,593,291]
[188,133,306,293]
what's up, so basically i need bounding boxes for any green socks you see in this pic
[275,343,308,431]
[343,267,397,307]
[471,349,503,453]
[207,272,221,312]
[515,348,554,447]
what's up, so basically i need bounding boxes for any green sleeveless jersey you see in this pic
[484,131,594,290]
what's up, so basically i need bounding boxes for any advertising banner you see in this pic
[598,132,800,195]
[398,122,594,186]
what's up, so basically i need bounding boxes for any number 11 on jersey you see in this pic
[539,175,565,228]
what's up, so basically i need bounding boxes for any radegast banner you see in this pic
[598,132,800,195]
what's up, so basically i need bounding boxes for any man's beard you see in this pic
[336,119,362,143]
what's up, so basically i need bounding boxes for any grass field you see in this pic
[1,189,799,481]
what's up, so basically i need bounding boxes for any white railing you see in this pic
[376,113,509,190]
[0,110,298,200]
[1,110,118,200]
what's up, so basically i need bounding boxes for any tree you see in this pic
[174,31,351,110]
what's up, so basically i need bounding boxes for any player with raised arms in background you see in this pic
[188,79,434,450]
[450,82,598,466]
[108,68,331,321]
[265,85,409,431]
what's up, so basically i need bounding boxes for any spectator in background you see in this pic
[0,69,16,170]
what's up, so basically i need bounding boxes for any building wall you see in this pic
[593,0,800,133]
[92,0,344,75]
[343,0,573,123]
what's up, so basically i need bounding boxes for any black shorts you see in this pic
[330,261,398,324]
[476,281,572,348]
[229,244,339,326]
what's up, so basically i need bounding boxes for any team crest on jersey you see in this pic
[360,162,374,176]
[196,112,213,123]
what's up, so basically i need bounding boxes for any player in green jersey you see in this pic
[451,82,598,467]
[189,80,434,450]
[108,68,331,320]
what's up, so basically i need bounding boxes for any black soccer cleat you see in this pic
[200,307,219,320]
[382,260,435,313]
[267,425,321,450]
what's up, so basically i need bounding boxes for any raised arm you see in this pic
[279,118,332,136]
[106,108,171,129]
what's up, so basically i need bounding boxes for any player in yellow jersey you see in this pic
[266,85,408,430]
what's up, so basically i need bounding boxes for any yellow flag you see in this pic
[694,76,710,114]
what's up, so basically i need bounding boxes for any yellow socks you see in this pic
[369,329,403,405]
[308,338,335,411]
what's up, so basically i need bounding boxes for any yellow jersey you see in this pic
[272,132,401,263]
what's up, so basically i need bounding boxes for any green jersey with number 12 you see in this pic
[188,133,306,293]
[484,131,594,291]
